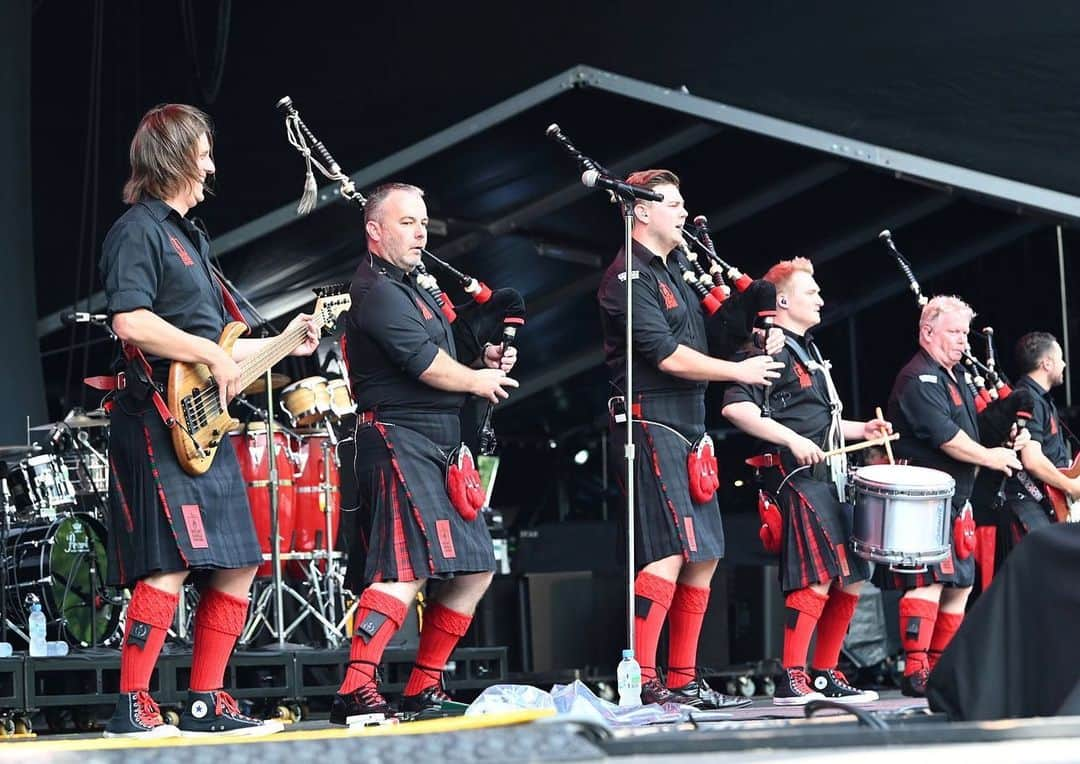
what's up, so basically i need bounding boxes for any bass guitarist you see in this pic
[98,104,319,739]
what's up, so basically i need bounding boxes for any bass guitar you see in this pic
[168,284,350,476]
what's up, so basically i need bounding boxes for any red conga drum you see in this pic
[229,422,296,577]
[290,431,340,571]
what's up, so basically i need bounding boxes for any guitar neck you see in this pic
[237,322,318,391]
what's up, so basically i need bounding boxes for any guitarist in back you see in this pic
[98,104,319,739]
[1001,332,1079,557]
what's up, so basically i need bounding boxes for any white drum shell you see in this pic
[851,465,955,569]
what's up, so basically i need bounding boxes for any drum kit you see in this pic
[225,373,357,647]
[0,369,360,655]
[0,409,119,650]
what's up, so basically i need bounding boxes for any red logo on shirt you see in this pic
[947,383,963,407]
[414,296,434,320]
[793,361,813,389]
[1051,416,1058,435]
[658,282,679,310]
[168,235,195,267]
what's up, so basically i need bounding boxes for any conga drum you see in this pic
[229,422,295,576]
[290,431,340,573]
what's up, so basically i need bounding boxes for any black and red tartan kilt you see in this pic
[766,467,870,592]
[608,389,724,568]
[349,410,495,585]
[874,499,976,590]
[105,392,262,588]
[1000,496,1054,560]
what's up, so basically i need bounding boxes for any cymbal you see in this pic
[242,373,291,395]
[0,444,42,457]
[29,409,111,431]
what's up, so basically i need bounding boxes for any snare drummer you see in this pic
[335,183,518,723]
[882,296,1026,697]
[723,256,889,705]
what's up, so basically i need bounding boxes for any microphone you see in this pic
[61,312,109,326]
[581,170,664,202]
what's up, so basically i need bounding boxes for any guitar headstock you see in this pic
[312,283,351,331]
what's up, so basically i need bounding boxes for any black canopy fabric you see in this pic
[927,523,1080,720]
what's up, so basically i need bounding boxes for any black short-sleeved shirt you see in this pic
[887,349,980,505]
[99,198,231,365]
[1005,374,1072,498]
[598,240,708,395]
[723,328,833,465]
[345,253,466,415]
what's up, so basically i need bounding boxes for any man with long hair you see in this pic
[100,104,319,738]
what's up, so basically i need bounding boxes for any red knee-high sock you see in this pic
[666,584,710,688]
[189,588,250,692]
[782,588,828,669]
[339,588,408,694]
[898,597,938,676]
[810,589,859,671]
[927,611,963,672]
[634,572,676,682]
[120,581,180,693]
[404,603,473,696]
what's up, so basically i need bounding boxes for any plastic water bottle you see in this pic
[616,648,642,707]
[46,641,69,657]
[28,603,47,657]
[0,643,12,659]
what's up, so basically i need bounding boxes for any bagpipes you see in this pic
[877,230,1034,448]
[544,124,776,361]
[276,97,526,465]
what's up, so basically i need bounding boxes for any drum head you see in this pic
[45,514,115,646]
[855,463,955,493]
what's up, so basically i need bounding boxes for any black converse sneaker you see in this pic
[399,683,469,721]
[103,691,181,739]
[330,681,393,725]
[669,677,753,709]
[900,668,930,698]
[809,669,879,704]
[772,668,826,706]
[640,678,703,707]
[178,690,284,737]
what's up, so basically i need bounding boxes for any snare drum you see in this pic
[851,464,955,571]
[280,376,331,427]
[229,422,295,576]
[326,378,356,421]
[7,455,77,520]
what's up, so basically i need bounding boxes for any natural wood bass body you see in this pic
[1045,452,1080,523]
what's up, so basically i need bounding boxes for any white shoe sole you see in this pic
[104,724,181,739]
[772,692,826,706]
[179,720,285,737]
[825,692,880,704]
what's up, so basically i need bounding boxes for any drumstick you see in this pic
[875,406,896,464]
[820,432,899,459]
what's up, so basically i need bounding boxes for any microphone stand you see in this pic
[620,195,637,657]
[211,260,289,649]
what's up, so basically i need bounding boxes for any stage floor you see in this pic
[5,692,1080,762]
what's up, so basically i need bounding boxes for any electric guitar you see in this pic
[1044,452,1080,523]
[168,285,350,476]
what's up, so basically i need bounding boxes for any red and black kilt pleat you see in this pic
[765,467,870,592]
[875,499,977,590]
[105,392,262,588]
[349,410,495,585]
[1000,495,1054,559]
[608,390,724,568]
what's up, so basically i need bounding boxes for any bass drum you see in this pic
[3,514,119,646]
[230,423,296,577]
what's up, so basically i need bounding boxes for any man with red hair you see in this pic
[723,256,888,705]
[598,169,781,709]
